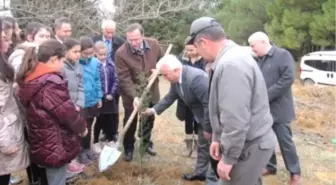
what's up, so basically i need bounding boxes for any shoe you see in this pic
[146,146,157,156]
[262,168,277,176]
[67,161,84,174]
[181,173,206,181]
[123,152,133,162]
[10,175,22,184]
[290,174,301,185]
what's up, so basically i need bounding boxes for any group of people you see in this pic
[0,15,301,185]
[140,17,302,185]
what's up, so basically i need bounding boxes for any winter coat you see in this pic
[79,57,103,108]
[8,42,38,73]
[61,60,85,108]
[17,63,87,167]
[0,79,30,175]
[98,60,119,114]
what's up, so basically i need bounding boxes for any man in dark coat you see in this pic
[248,31,301,185]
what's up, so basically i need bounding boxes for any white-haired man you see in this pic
[248,31,300,185]
[92,19,125,142]
[142,54,218,184]
[186,16,276,185]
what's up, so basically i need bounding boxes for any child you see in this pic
[16,39,87,185]
[78,36,103,165]
[93,41,119,144]
[62,38,86,177]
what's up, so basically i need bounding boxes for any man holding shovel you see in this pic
[141,54,218,184]
[115,23,164,162]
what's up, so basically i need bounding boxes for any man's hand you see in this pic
[97,101,102,108]
[106,94,113,101]
[79,128,88,138]
[217,160,233,181]
[2,146,19,156]
[210,141,221,161]
[148,69,157,82]
[133,97,140,109]
[204,132,212,141]
[141,108,154,117]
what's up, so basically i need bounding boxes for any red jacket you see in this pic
[17,63,86,167]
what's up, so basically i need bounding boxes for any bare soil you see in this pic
[16,78,336,185]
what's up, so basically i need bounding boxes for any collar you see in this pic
[211,40,238,70]
[55,36,63,44]
[266,45,276,56]
[179,68,183,84]
[130,39,151,54]
[102,35,112,43]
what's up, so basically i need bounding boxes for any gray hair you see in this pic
[101,19,116,30]
[156,54,183,72]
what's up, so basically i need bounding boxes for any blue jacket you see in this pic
[79,57,103,108]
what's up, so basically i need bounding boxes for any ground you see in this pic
[17,78,336,185]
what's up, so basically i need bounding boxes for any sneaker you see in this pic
[10,175,22,184]
[67,161,84,174]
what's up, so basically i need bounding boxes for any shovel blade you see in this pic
[98,145,122,172]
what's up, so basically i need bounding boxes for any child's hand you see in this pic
[79,128,88,138]
[75,106,80,112]
[97,101,102,108]
[106,95,113,101]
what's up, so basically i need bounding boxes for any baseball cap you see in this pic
[185,17,222,45]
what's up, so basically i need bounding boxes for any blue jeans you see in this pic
[46,164,67,185]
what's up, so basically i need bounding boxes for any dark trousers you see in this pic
[266,122,301,175]
[0,174,10,185]
[184,107,198,135]
[123,106,155,152]
[82,117,94,149]
[0,164,48,185]
[27,163,48,185]
[94,114,118,142]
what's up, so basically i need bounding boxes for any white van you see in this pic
[299,51,336,86]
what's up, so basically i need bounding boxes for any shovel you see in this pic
[97,44,174,172]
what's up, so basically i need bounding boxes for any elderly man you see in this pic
[92,19,125,141]
[115,23,163,161]
[185,16,276,185]
[142,54,218,184]
[92,19,125,63]
[248,31,301,185]
[54,17,72,43]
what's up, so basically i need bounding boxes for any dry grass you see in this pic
[16,78,336,185]
[293,82,335,135]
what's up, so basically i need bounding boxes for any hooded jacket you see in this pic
[17,63,87,167]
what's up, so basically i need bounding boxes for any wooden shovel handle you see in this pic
[117,44,173,145]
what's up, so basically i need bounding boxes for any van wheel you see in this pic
[303,79,315,86]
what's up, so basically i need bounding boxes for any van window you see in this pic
[304,60,336,72]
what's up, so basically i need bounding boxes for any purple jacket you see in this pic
[98,60,119,114]
[99,60,119,96]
